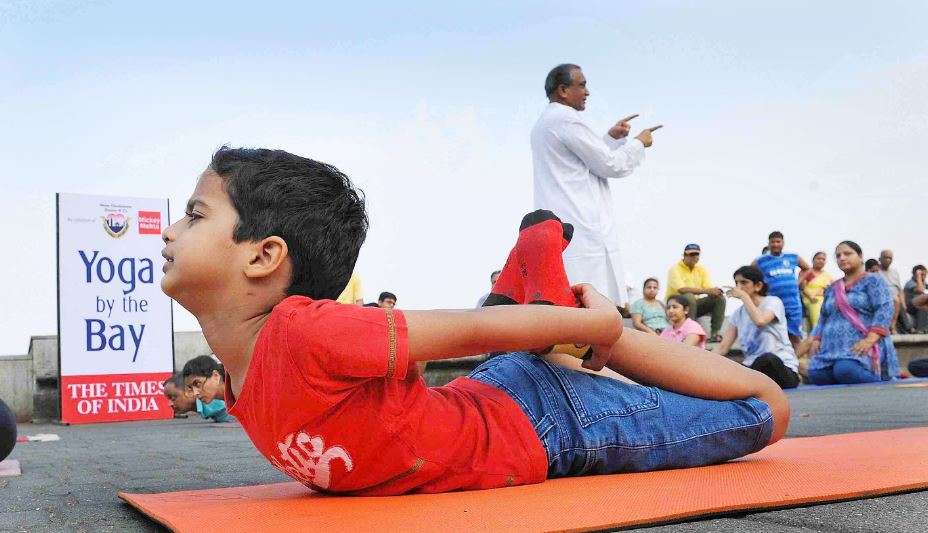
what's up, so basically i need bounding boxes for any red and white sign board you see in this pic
[56,193,174,424]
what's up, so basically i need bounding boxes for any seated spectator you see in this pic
[666,243,726,341]
[162,374,196,415]
[807,241,900,385]
[336,271,364,305]
[659,295,707,349]
[878,249,911,333]
[753,231,809,349]
[865,258,881,273]
[799,251,833,333]
[904,265,928,334]
[476,270,502,308]
[378,291,397,309]
[712,266,800,389]
[182,355,234,423]
[630,278,669,335]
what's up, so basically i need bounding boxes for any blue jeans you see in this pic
[808,359,881,385]
[469,353,773,478]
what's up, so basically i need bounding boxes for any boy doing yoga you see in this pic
[160,147,788,495]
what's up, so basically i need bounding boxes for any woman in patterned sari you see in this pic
[808,241,900,384]
[799,251,833,334]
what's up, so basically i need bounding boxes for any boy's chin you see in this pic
[160,278,193,311]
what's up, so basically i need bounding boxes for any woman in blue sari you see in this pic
[808,241,900,384]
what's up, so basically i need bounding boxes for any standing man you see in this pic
[753,231,809,349]
[531,63,659,307]
[878,249,910,333]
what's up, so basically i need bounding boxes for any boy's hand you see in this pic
[571,284,620,371]
[572,283,614,312]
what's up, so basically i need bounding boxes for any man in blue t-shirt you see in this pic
[753,231,810,350]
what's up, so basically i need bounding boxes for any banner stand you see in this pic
[55,193,175,425]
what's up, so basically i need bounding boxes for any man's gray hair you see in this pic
[544,63,581,97]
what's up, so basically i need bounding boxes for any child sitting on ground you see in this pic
[181,356,234,423]
[159,147,789,495]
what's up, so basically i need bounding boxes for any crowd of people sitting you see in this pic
[620,232,927,389]
[161,231,927,418]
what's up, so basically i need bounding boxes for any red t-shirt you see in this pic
[225,296,548,495]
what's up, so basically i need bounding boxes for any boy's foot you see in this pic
[515,210,576,307]
[482,210,573,307]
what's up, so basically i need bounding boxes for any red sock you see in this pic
[515,218,577,308]
[482,247,523,306]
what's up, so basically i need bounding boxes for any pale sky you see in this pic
[1,1,926,355]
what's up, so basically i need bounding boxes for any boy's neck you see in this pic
[195,297,279,388]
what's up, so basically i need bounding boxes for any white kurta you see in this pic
[530,102,645,306]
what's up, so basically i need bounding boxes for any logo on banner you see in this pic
[138,211,161,235]
[102,212,130,238]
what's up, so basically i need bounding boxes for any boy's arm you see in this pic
[404,288,621,363]
[602,328,789,443]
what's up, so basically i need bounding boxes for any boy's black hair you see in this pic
[209,146,369,300]
[363,302,380,307]
[768,231,784,240]
[666,295,690,311]
[378,291,397,303]
[182,355,225,380]
[733,265,768,296]
[865,258,880,271]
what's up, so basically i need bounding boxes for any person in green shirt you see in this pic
[630,278,670,334]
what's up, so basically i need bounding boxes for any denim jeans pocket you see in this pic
[545,361,659,427]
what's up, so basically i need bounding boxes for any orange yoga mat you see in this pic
[120,427,928,533]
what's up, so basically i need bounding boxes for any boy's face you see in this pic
[161,171,249,312]
[768,237,784,255]
[379,297,396,309]
[164,382,196,414]
[185,370,224,404]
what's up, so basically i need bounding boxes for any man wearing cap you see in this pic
[666,244,726,342]
[530,63,658,307]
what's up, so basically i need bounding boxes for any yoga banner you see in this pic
[56,193,174,424]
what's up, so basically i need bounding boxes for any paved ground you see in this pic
[2,382,927,532]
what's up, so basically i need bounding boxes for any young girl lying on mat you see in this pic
[159,146,789,495]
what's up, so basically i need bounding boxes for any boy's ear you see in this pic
[243,236,289,279]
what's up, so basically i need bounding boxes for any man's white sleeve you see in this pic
[558,119,645,179]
